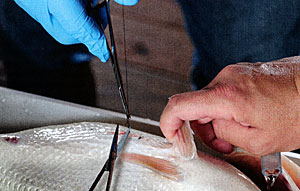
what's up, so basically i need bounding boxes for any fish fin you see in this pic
[120,153,183,182]
[173,120,197,160]
[282,155,300,189]
[281,168,300,191]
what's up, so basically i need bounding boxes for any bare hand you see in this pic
[160,56,300,156]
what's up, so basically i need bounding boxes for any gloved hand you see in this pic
[14,0,139,62]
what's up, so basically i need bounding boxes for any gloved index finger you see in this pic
[48,0,109,62]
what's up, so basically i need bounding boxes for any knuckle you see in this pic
[209,84,251,122]
[221,64,237,74]
[212,65,236,82]
[167,94,180,108]
[166,94,183,114]
[210,82,241,103]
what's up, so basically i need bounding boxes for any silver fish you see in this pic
[0,122,260,191]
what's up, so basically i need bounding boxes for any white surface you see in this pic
[283,152,300,166]
[0,87,160,134]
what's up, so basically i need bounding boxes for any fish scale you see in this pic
[0,122,260,191]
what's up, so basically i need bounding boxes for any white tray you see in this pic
[0,87,160,135]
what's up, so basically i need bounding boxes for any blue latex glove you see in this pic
[14,0,139,62]
[114,0,139,6]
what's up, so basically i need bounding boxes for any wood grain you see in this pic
[92,0,194,121]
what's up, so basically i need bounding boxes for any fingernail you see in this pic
[239,122,251,127]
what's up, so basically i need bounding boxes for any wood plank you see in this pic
[111,0,185,28]
[90,58,191,121]
[109,0,194,77]
[91,0,194,120]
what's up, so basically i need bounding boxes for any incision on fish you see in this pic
[3,136,20,144]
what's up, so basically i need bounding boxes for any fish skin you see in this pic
[0,122,260,191]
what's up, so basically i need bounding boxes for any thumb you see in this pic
[49,0,110,62]
[212,119,259,154]
[190,121,234,154]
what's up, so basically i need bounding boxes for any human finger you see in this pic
[212,119,260,154]
[160,88,244,142]
[190,121,234,153]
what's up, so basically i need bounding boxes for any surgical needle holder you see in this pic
[87,0,132,190]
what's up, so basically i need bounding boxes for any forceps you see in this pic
[87,0,131,121]
[89,125,119,191]
[87,1,132,190]
[89,124,131,191]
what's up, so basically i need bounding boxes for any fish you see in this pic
[0,121,286,190]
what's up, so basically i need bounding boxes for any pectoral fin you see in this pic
[120,153,183,182]
[282,155,300,189]
[173,120,197,160]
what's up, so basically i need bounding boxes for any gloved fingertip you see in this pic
[90,34,110,63]
[99,51,110,63]
[114,0,140,6]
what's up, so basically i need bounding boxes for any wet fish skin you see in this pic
[0,122,260,191]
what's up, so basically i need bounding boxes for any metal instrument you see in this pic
[89,125,119,191]
[87,1,132,190]
[88,0,131,121]
[261,152,282,187]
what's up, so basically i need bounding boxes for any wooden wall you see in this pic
[91,0,194,121]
